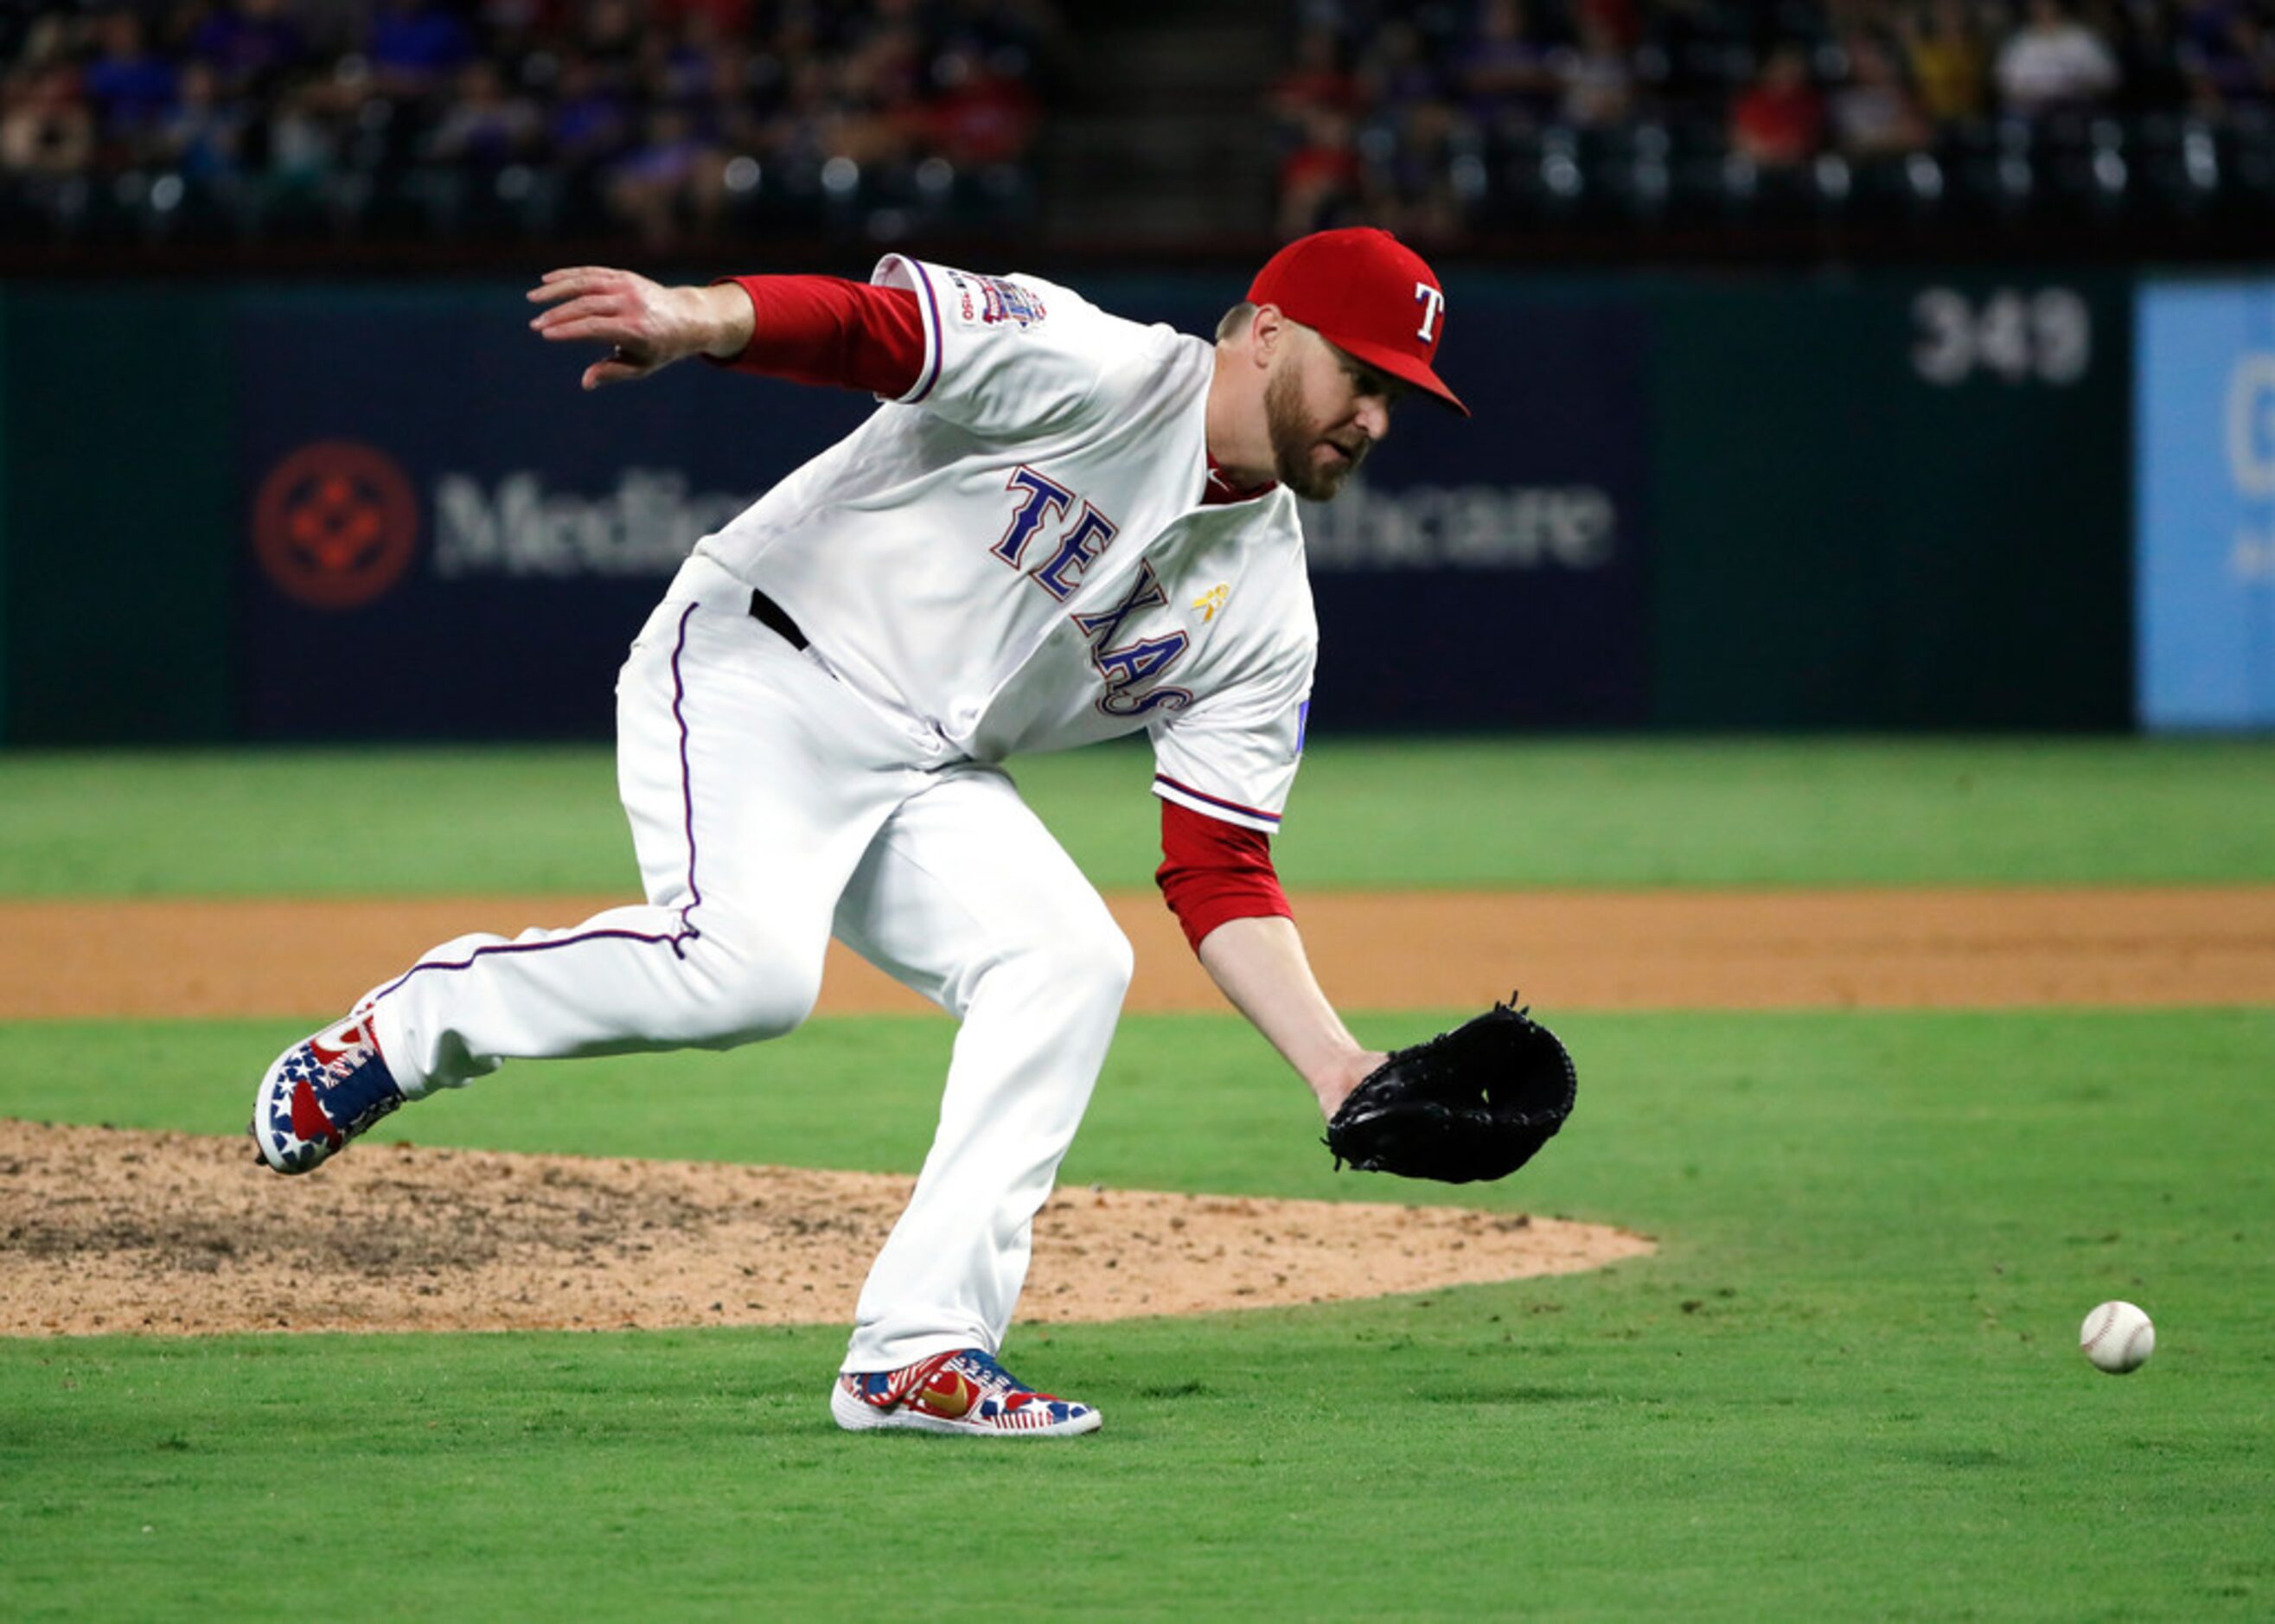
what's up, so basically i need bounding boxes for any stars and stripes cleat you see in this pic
[248,1010,406,1175]
[829,1348,1102,1438]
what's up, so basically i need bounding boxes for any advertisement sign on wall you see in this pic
[236,275,1652,739]
[1294,290,1650,730]
[2137,281,2275,729]
[235,292,870,738]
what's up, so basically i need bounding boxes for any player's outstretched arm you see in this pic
[1196,914,1387,1119]
[526,266,754,391]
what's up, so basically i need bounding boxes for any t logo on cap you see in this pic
[1246,227,1468,416]
[1415,282,1447,344]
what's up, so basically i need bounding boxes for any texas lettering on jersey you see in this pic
[988,470,1191,719]
[990,468,1117,602]
[1077,562,1191,719]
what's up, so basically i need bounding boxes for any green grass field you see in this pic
[3,738,2272,1620]
[3,737,2272,894]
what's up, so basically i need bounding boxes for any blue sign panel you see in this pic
[2137,282,2275,729]
[234,286,874,739]
[1109,278,1651,732]
[1300,291,1649,731]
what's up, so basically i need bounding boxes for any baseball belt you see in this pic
[748,589,809,651]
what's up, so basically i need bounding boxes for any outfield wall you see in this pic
[0,267,2151,743]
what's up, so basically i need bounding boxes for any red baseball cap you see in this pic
[1247,227,1467,416]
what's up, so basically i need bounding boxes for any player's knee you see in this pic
[1090,921,1136,1001]
[962,903,1130,1020]
[678,924,823,1045]
[710,980,819,1046]
[1032,910,1134,1012]
[719,956,824,1045]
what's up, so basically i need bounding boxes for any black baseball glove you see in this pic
[1323,997,1576,1184]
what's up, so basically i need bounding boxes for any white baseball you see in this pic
[2080,1301,2155,1374]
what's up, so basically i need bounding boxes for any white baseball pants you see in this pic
[364,556,1132,1372]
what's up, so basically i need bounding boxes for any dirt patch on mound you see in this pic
[0,1120,1651,1339]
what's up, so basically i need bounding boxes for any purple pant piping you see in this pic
[370,602,706,1005]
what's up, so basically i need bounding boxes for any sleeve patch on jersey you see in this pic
[1153,773,1282,832]
[943,269,1049,329]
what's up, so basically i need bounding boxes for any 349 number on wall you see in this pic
[1912,288,2093,386]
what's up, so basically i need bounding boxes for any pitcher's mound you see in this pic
[1,1119,1652,1337]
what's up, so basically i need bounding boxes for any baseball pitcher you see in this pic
[250,228,1569,1438]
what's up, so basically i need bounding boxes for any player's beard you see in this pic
[1266,364,1368,502]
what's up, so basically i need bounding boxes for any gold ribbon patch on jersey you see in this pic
[1192,585,1229,622]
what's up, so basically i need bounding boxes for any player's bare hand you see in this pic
[526,268,753,391]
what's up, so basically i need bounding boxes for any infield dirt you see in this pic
[6,885,2272,1020]
[6,884,2265,1339]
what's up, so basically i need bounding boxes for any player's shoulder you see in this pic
[885,256,1067,316]
[876,254,1192,362]
[1247,488,1318,586]
[1258,506,1322,663]
[874,255,1086,334]
[1208,520,1320,680]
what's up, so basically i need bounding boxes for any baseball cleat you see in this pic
[829,1348,1102,1438]
[248,1010,406,1175]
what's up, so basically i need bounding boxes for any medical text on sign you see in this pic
[1297,480,1619,571]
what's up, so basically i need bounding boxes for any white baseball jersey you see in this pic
[354,256,1330,1384]
[693,256,1317,834]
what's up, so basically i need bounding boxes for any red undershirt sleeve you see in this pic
[1156,797,1293,955]
[706,276,925,398]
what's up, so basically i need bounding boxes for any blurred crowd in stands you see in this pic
[0,0,1059,248]
[1273,1,2275,240]
[10,0,2275,257]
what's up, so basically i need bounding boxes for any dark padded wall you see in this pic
[0,270,2136,742]
[3,286,238,743]
[1646,272,2131,729]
